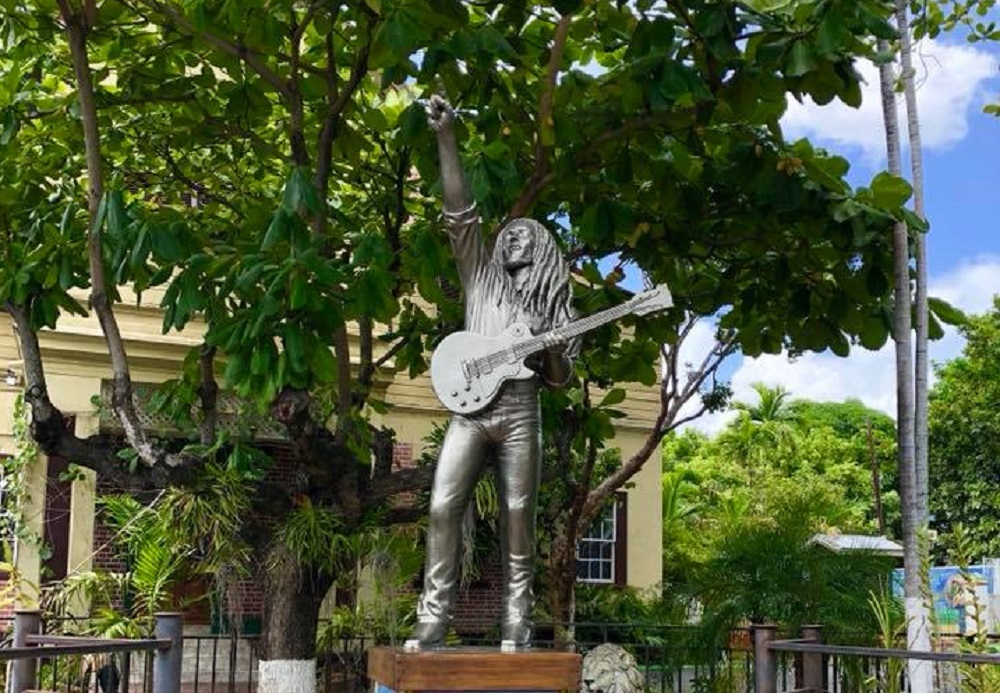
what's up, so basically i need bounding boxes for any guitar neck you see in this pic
[512,300,637,359]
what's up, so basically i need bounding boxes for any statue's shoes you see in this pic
[404,620,447,651]
[500,620,532,650]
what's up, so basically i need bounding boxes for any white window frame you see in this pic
[576,501,617,584]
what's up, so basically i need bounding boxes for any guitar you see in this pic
[430,284,673,415]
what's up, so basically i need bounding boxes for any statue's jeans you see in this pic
[416,380,541,633]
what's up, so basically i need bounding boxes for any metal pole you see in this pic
[753,623,778,693]
[801,625,824,692]
[11,608,41,693]
[152,612,183,693]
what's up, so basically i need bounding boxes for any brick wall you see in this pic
[452,558,504,634]
[0,577,13,620]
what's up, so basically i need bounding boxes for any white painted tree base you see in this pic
[258,659,316,693]
[905,597,934,693]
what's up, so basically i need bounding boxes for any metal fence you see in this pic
[1,610,182,693]
[175,621,753,693]
[754,624,1000,693]
[0,616,749,693]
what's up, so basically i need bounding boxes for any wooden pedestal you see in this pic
[367,646,581,692]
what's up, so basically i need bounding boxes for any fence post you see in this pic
[11,608,41,693]
[753,623,778,693]
[153,612,184,693]
[801,625,824,692]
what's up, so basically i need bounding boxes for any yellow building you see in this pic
[0,287,663,625]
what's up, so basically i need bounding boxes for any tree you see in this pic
[0,1,931,688]
[928,301,1000,559]
[877,3,934,685]
[660,395,901,645]
[912,0,1000,120]
[535,316,734,644]
[791,398,899,533]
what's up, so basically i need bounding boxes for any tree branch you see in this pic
[583,328,736,518]
[313,19,373,236]
[139,0,292,101]
[357,315,375,395]
[4,301,198,487]
[534,13,572,168]
[162,143,243,217]
[332,324,353,440]
[507,109,690,221]
[197,344,218,445]
[60,4,180,469]
[373,335,410,371]
[366,465,436,503]
[507,14,572,221]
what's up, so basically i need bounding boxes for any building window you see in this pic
[0,456,16,562]
[576,494,627,585]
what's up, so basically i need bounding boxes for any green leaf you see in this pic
[282,167,321,215]
[928,297,966,326]
[223,350,247,386]
[870,172,913,210]
[927,311,944,340]
[289,274,309,311]
[150,224,185,262]
[262,209,291,251]
[105,190,127,237]
[866,265,890,297]
[786,41,818,77]
[310,344,337,383]
[283,325,308,376]
[599,388,627,407]
[744,0,795,10]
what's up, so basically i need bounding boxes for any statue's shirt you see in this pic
[444,206,540,338]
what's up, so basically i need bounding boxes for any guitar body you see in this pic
[431,323,537,416]
[429,283,673,415]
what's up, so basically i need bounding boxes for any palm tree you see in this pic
[877,16,933,692]
[734,383,795,424]
[722,383,799,479]
[50,494,191,638]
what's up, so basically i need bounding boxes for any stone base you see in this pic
[367,646,581,692]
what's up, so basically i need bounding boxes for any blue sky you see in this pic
[685,35,1000,433]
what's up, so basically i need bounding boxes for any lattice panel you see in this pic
[99,381,288,441]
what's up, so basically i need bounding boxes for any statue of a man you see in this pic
[406,95,576,650]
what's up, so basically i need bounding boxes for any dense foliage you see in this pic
[660,388,900,643]
[929,300,1000,559]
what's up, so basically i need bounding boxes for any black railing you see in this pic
[755,624,1000,693]
[458,622,753,693]
[2,616,750,693]
[1,609,183,693]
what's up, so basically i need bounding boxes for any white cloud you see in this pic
[782,40,998,162]
[683,257,1000,435]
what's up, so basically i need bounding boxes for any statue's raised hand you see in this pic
[425,94,454,133]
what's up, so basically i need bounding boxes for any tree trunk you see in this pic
[896,3,934,686]
[258,545,333,693]
[544,533,578,647]
[896,0,929,525]
[877,31,933,693]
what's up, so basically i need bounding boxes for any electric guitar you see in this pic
[430,284,673,415]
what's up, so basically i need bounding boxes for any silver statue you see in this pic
[405,95,576,651]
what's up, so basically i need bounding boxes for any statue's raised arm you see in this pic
[426,95,484,289]
[425,95,470,214]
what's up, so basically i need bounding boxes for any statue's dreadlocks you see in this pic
[489,218,573,332]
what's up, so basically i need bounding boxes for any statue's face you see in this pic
[502,223,535,269]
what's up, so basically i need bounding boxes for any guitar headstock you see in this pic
[630,284,673,316]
